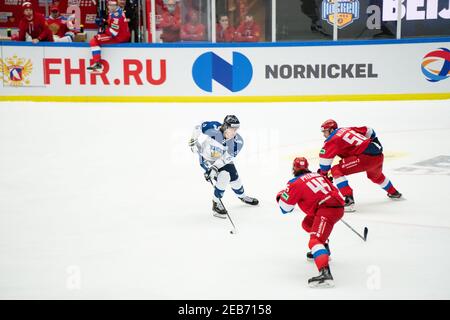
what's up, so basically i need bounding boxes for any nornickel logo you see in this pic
[192,52,253,92]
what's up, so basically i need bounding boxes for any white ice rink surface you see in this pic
[0,100,450,299]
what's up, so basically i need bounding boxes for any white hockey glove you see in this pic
[188,138,198,153]
[204,165,219,182]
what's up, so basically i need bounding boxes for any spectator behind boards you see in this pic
[216,14,235,42]
[180,9,205,41]
[159,0,181,42]
[235,13,260,42]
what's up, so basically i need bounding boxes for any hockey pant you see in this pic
[213,163,246,202]
[302,197,344,271]
[331,153,397,197]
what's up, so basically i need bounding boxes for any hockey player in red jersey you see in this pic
[87,0,130,73]
[47,5,68,39]
[47,5,77,42]
[17,2,54,43]
[277,157,344,287]
[319,119,402,212]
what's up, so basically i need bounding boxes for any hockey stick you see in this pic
[208,179,237,235]
[340,218,368,242]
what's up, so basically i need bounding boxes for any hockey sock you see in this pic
[91,46,101,63]
[379,177,397,194]
[334,176,353,197]
[212,171,230,202]
[213,187,225,203]
[309,237,329,271]
[230,178,246,198]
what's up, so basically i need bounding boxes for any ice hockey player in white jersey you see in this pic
[189,115,259,218]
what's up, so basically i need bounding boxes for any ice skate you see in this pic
[308,266,334,288]
[87,61,103,73]
[387,190,402,200]
[240,196,259,206]
[212,200,227,219]
[344,195,355,212]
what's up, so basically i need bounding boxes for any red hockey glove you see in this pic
[276,191,284,202]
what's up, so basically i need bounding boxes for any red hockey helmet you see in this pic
[321,119,338,132]
[293,157,309,172]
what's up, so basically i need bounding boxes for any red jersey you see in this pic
[216,24,235,42]
[105,8,130,42]
[180,22,205,41]
[319,126,376,173]
[159,11,181,42]
[47,15,67,38]
[18,13,53,42]
[235,21,261,42]
[278,172,344,217]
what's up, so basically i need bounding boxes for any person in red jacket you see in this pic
[17,2,54,43]
[159,0,181,43]
[216,14,235,42]
[87,0,131,72]
[235,13,260,42]
[277,157,344,288]
[46,5,68,39]
[318,119,402,212]
[180,9,205,41]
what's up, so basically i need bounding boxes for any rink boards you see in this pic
[0,38,449,102]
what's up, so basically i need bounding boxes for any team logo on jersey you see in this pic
[421,48,450,82]
[320,149,326,154]
[192,52,253,92]
[210,146,223,159]
[0,55,33,86]
[321,0,360,29]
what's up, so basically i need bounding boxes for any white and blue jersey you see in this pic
[192,121,244,171]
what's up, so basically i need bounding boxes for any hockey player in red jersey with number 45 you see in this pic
[87,0,130,73]
[277,157,344,288]
[319,119,402,212]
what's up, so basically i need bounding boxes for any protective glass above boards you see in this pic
[278,0,396,41]
[215,0,273,43]
[277,0,450,41]
[155,0,212,43]
[155,0,273,43]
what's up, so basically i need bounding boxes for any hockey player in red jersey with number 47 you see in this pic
[277,157,344,288]
[319,119,402,212]
[87,0,130,73]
